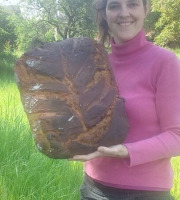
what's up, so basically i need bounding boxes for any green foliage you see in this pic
[21,0,96,40]
[12,16,54,51]
[171,157,180,199]
[152,0,180,47]
[0,6,16,47]
[144,11,161,41]
[0,0,96,52]
[0,6,17,61]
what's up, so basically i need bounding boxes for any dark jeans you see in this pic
[80,175,175,200]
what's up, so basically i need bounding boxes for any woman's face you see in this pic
[105,0,148,44]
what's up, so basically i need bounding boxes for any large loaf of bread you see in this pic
[14,37,129,159]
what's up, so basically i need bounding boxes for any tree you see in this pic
[144,10,161,42]
[21,0,96,41]
[0,6,17,57]
[152,0,180,47]
[12,15,55,51]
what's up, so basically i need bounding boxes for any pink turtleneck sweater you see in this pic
[85,30,180,191]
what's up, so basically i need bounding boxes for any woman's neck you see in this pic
[110,29,150,57]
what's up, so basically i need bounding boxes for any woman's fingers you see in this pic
[68,145,129,162]
[70,151,103,162]
[98,145,129,158]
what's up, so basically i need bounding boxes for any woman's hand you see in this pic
[69,144,129,162]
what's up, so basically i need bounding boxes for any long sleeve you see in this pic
[125,54,180,167]
[85,30,180,190]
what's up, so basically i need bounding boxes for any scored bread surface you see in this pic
[14,37,129,159]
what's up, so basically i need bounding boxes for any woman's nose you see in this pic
[118,6,130,17]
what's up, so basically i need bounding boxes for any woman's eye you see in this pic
[108,4,119,10]
[128,3,139,8]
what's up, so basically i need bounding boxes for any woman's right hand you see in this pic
[69,144,129,162]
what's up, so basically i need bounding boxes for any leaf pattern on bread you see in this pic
[14,37,129,159]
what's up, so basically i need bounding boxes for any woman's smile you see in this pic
[116,21,133,26]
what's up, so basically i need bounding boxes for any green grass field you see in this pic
[0,61,83,200]
[0,52,180,200]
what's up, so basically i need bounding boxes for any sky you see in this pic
[0,0,20,5]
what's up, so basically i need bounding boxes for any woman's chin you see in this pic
[113,31,140,45]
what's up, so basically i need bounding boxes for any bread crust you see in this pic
[14,37,129,159]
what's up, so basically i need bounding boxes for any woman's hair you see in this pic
[93,0,148,45]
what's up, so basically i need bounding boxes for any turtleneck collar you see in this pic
[110,29,150,57]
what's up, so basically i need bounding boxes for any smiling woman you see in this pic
[71,0,180,199]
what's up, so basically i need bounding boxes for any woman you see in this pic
[72,0,180,199]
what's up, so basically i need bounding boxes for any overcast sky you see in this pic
[0,0,20,5]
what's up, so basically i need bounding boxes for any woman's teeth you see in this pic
[117,22,132,26]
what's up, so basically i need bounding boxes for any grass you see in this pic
[0,50,180,199]
[171,158,180,199]
[0,60,84,200]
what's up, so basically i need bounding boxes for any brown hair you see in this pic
[93,0,148,46]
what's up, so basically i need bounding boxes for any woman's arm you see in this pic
[124,54,180,166]
[71,54,180,164]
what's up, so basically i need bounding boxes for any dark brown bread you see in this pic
[14,37,129,159]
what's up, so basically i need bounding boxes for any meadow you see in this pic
[0,60,83,200]
[0,51,180,200]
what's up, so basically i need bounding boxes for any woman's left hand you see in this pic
[70,144,129,162]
